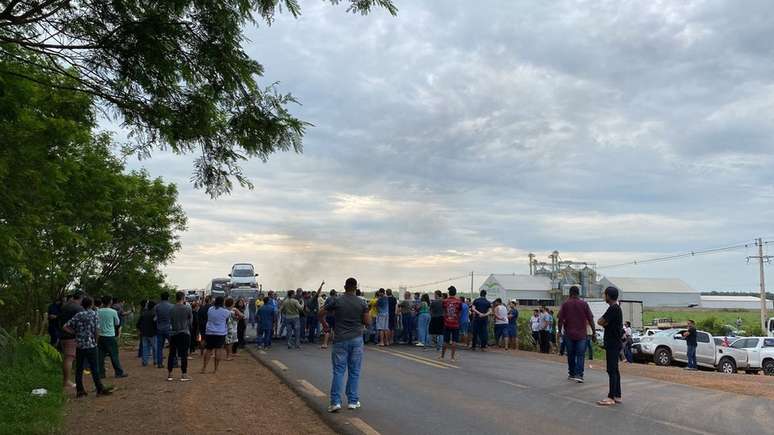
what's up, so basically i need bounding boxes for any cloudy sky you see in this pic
[122,0,774,293]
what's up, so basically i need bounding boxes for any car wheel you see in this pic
[717,357,736,374]
[764,360,774,376]
[654,348,672,366]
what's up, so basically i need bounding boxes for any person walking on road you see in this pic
[154,292,174,369]
[683,320,698,370]
[429,290,445,351]
[440,286,462,361]
[168,291,193,381]
[319,277,370,413]
[471,290,492,351]
[597,287,623,406]
[201,296,229,374]
[557,286,594,383]
[97,295,127,379]
[63,296,113,398]
[280,290,304,349]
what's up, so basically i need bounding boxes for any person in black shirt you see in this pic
[597,286,623,406]
[683,320,698,370]
[471,290,492,351]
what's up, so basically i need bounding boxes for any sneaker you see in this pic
[415,342,425,347]
[347,401,361,410]
[567,375,575,381]
[328,404,342,413]
[116,373,128,378]
[575,377,585,383]
[97,386,114,396]
[180,376,191,382]
[76,391,88,398]
[167,376,174,381]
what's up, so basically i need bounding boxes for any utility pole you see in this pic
[748,238,772,333]
[470,271,474,299]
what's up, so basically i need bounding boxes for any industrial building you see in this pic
[479,274,554,306]
[597,277,701,308]
[700,295,773,310]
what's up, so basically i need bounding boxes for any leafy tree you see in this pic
[0,0,397,196]
[0,57,185,326]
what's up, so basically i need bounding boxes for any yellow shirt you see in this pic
[369,298,378,317]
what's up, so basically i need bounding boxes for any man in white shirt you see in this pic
[493,299,509,350]
[530,310,541,351]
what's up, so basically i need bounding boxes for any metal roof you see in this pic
[599,277,699,294]
[483,274,552,291]
[700,295,766,302]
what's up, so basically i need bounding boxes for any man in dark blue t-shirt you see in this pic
[598,287,623,406]
[471,290,492,351]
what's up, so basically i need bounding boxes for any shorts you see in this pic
[325,316,335,331]
[61,339,76,358]
[443,328,460,344]
[205,334,226,349]
[508,324,517,338]
[429,317,444,335]
[376,314,389,331]
[495,324,508,341]
[459,321,470,335]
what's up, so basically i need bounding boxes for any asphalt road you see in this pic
[247,337,774,435]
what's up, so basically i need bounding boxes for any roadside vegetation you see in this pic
[0,328,64,435]
[644,309,764,336]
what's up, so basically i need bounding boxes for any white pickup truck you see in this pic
[729,337,774,376]
[638,328,749,373]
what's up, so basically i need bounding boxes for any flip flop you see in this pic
[613,398,623,404]
[597,399,616,406]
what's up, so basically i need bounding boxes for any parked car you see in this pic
[637,328,748,373]
[729,337,774,376]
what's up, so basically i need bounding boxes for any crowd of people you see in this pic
[49,279,625,409]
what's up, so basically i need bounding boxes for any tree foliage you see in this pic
[0,57,186,326]
[0,0,397,196]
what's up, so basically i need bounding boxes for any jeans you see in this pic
[284,317,301,348]
[401,314,415,343]
[566,338,587,379]
[141,336,155,366]
[624,341,633,363]
[75,347,106,393]
[472,317,489,349]
[168,333,190,374]
[155,331,171,367]
[417,313,431,346]
[539,330,550,353]
[307,315,319,343]
[606,344,622,399]
[98,336,124,377]
[330,336,364,406]
[259,325,273,347]
[299,316,307,342]
[687,344,697,369]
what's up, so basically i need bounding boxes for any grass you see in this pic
[0,331,64,435]
[644,308,764,335]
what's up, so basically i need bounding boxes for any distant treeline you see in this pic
[701,291,774,300]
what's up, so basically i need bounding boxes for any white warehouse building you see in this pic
[598,277,701,308]
[479,274,554,306]
[700,295,773,310]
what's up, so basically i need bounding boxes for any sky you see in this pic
[120,0,774,293]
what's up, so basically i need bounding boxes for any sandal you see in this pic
[613,397,623,404]
[597,398,616,406]
[320,345,328,349]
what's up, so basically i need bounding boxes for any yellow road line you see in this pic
[349,417,381,435]
[372,348,448,369]
[386,349,460,369]
[298,379,326,397]
[272,359,288,371]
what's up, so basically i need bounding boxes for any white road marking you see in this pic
[272,359,288,371]
[298,379,326,397]
[349,417,381,435]
[498,380,529,389]
[372,348,448,369]
[386,349,460,369]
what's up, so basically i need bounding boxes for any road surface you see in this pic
[248,339,773,435]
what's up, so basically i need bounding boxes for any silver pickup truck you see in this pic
[636,328,749,373]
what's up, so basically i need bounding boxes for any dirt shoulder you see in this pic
[62,345,335,435]
[506,348,774,400]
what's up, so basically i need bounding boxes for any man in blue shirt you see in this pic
[471,290,492,351]
[154,291,174,368]
[375,289,389,346]
[459,298,470,347]
[257,297,276,349]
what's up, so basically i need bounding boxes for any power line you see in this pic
[404,274,471,289]
[597,241,755,270]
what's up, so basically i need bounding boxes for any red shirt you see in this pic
[558,297,594,341]
[442,297,463,329]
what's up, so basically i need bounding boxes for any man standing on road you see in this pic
[470,290,492,351]
[440,286,462,361]
[257,297,276,349]
[97,295,127,379]
[597,286,623,406]
[307,282,324,344]
[386,289,398,346]
[154,292,174,368]
[558,286,594,383]
[280,290,303,349]
[168,291,193,381]
[59,291,84,388]
[530,310,541,350]
[683,320,698,371]
[319,277,370,413]
[63,296,113,398]
[399,291,415,345]
[429,290,445,351]
[375,289,389,346]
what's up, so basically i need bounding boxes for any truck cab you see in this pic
[229,263,258,288]
[729,337,774,375]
